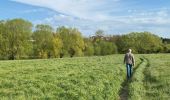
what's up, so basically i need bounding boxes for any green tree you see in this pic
[84,38,94,56]
[4,19,33,60]
[117,32,163,53]
[100,41,117,55]
[137,32,163,53]
[0,20,6,59]
[95,29,104,37]
[93,40,117,56]
[163,43,170,53]
[69,28,85,57]
[56,26,71,57]
[94,43,101,55]
[52,34,63,58]
[56,27,85,57]
[32,24,54,59]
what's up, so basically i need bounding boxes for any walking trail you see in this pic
[119,58,147,100]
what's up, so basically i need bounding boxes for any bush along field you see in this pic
[0,54,169,100]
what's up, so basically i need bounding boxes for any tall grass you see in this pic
[0,55,126,99]
[0,54,169,99]
[128,57,147,100]
[129,54,170,100]
[143,54,170,100]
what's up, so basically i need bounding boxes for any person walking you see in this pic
[124,49,135,79]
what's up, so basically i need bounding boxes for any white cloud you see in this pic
[10,0,170,38]
[34,9,170,37]
[22,8,45,13]
[11,0,170,25]
[11,0,120,21]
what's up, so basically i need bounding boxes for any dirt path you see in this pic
[119,58,145,100]
[119,80,129,100]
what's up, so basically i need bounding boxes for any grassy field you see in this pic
[129,54,170,100]
[0,54,169,100]
[143,54,170,99]
[0,55,140,100]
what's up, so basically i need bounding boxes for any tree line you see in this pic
[0,18,170,60]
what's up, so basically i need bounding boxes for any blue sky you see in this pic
[1,0,170,38]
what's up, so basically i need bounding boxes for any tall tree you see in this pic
[32,24,54,59]
[4,19,32,60]
[95,29,104,37]
[52,34,63,58]
[117,32,163,53]
[84,38,94,56]
[0,20,6,59]
[56,26,71,57]
[70,28,85,57]
[56,27,85,57]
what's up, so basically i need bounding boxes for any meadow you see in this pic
[0,54,169,100]
[129,54,170,100]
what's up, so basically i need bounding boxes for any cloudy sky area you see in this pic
[0,0,170,37]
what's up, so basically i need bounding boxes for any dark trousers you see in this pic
[126,64,133,79]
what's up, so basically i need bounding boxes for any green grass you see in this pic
[0,55,129,100]
[0,54,169,100]
[129,54,170,100]
[128,57,147,100]
[143,54,170,100]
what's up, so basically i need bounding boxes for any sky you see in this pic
[0,0,170,38]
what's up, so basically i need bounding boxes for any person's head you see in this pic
[128,49,132,53]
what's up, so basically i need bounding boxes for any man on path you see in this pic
[124,49,135,79]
